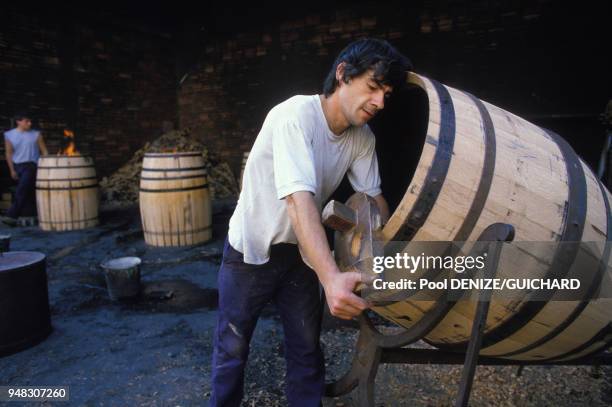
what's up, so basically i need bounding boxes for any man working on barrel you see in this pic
[1,114,48,226]
[210,38,412,406]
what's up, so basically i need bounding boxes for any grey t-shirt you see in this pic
[228,94,382,265]
[4,128,41,164]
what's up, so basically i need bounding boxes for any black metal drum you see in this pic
[0,252,52,357]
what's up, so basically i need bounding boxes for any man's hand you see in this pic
[320,270,370,320]
[10,170,18,181]
[37,133,49,156]
[285,191,370,320]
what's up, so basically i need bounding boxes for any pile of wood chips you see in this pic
[100,129,238,205]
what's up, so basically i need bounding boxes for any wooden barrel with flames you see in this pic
[363,72,612,361]
[139,152,212,247]
[36,155,99,231]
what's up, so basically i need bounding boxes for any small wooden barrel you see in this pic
[369,72,612,361]
[36,155,99,231]
[239,151,250,190]
[139,152,212,246]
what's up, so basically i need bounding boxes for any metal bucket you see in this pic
[101,257,141,301]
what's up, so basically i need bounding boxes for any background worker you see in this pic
[2,113,48,225]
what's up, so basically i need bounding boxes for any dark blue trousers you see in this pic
[7,162,37,218]
[210,238,325,407]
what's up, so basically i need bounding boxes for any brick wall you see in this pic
[1,2,606,183]
[178,1,609,176]
[0,8,178,177]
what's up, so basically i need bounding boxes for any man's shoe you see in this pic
[0,215,18,227]
[18,217,38,227]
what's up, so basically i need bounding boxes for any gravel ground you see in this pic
[0,206,610,406]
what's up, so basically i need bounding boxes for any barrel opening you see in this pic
[369,84,429,213]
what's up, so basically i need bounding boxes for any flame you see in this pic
[58,129,79,156]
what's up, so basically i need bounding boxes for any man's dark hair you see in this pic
[14,113,31,122]
[323,38,413,97]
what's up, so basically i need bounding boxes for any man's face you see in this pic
[336,66,393,127]
[16,118,32,131]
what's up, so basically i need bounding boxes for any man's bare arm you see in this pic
[285,191,370,320]
[4,138,17,180]
[37,133,49,156]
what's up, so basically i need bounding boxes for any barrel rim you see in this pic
[0,251,46,272]
[39,154,92,159]
[382,73,437,241]
[101,256,142,270]
[387,75,455,241]
[144,152,202,157]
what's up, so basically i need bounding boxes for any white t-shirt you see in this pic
[4,129,41,164]
[228,94,382,265]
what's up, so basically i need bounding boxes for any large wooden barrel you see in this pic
[139,152,212,246]
[368,72,612,361]
[36,155,99,231]
[0,252,52,357]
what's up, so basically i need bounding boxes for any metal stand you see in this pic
[325,222,612,406]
